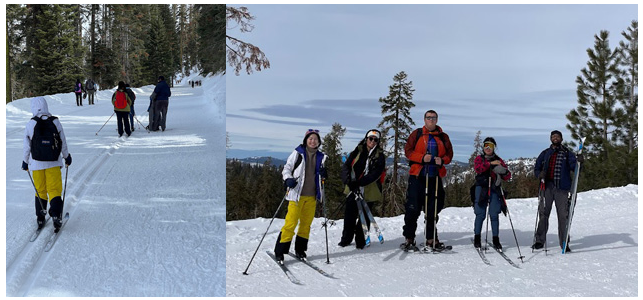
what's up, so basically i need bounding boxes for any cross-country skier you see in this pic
[401,110,453,251]
[111,81,132,137]
[338,129,386,249]
[472,137,512,249]
[274,129,327,263]
[22,96,72,230]
[533,130,584,252]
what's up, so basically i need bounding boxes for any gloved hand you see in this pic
[492,165,508,175]
[538,171,546,181]
[348,181,360,192]
[495,175,503,187]
[65,154,72,166]
[501,203,508,216]
[22,161,28,171]
[319,167,327,179]
[285,178,297,189]
[576,153,584,163]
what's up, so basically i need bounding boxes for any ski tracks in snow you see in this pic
[6,138,127,296]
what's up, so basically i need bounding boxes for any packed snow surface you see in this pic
[226,185,638,297]
[6,74,226,296]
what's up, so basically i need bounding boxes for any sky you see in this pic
[226,4,638,161]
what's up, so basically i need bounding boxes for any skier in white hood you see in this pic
[22,96,72,231]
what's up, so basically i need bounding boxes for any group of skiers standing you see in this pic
[189,80,201,88]
[273,109,584,263]
[74,78,97,106]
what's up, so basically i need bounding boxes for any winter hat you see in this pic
[158,75,165,81]
[365,129,381,140]
[550,130,563,139]
[303,129,321,148]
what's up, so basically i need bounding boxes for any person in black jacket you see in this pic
[74,79,84,106]
[533,130,583,252]
[338,129,386,249]
[151,76,171,131]
[125,84,137,132]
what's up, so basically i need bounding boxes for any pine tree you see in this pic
[566,30,622,157]
[31,5,84,95]
[615,20,638,154]
[196,4,226,75]
[468,130,482,168]
[378,71,416,216]
[320,123,347,218]
[226,6,270,75]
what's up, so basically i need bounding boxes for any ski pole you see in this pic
[95,112,115,135]
[61,166,68,218]
[134,115,150,133]
[484,176,491,253]
[320,176,330,264]
[424,171,429,243]
[27,170,47,216]
[432,176,438,250]
[242,190,288,275]
[499,186,525,263]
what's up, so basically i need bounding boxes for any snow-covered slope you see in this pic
[226,185,638,297]
[6,73,226,296]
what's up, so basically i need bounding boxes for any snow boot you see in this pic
[474,234,481,249]
[337,240,351,247]
[400,238,418,252]
[53,216,62,233]
[532,242,544,250]
[273,232,291,264]
[37,216,46,230]
[493,236,502,250]
[426,239,446,251]
[294,236,308,260]
[35,196,47,229]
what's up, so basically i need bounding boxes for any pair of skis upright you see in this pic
[562,137,585,254]
[352,190,384,247]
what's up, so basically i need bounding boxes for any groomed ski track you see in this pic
[6,74,226,296]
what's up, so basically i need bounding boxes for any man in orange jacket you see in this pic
[401,110,453,251]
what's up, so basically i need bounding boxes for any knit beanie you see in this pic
[303,129,321,148]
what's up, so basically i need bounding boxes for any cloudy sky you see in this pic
[226,4,637,161]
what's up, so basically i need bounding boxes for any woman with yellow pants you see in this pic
[274,129,326,263]
[22,97,72,231]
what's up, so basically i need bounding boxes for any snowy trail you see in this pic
[6,74,226,296]
[226,185,638,297]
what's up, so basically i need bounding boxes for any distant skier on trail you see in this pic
[85,78,96,105]
[151,76,171,132]
[111,81,132,137]
[401,110,453,252]
[74,79,84,106]
[338,129,386,249]
[472,137,512,249]
[125,83,136,132]
[533,130,583,252]
[22,96,72,231]
[274,129,327,263]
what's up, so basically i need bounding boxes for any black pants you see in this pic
[116,111,132,136]
[75,93,83,106]
[153,100,168,131]
[339,193,375,248]
[403,175,445,241]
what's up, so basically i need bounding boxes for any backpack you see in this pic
[31,116,62,161]
[114,91,128,109]
[75,83,82,93]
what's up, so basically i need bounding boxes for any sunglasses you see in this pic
[425,116,438,120]
[368,137,379,142]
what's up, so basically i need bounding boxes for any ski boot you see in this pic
[426,239,450,252]
[37,215,46,230]
[493,236,502,251]
[295,251,307,261]
[400,238,419,252]
[474,234,481,249]
[294,236,308,261]
[53,217,62,233]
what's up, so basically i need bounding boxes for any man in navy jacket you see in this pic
[151,76,171,131]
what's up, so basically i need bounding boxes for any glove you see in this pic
[495,175,503,187]
[348,181,360,192]
[492,165,508,175]
[501,203,508,216]
[538,171,546,181]
[65,154,72,166]
[319,167,327,179]
[285,178,297,189]
[576,153,584,163]
[22,161,28,171]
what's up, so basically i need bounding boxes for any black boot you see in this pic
[294,236,308,260]
[474,234,481,249]
[400,237,418,252]
[493,236,502,250]
[49,196,63,232]
[35,196,47,229]
[273,232,291,263]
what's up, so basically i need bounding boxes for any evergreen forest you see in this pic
[6,4,225,102]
